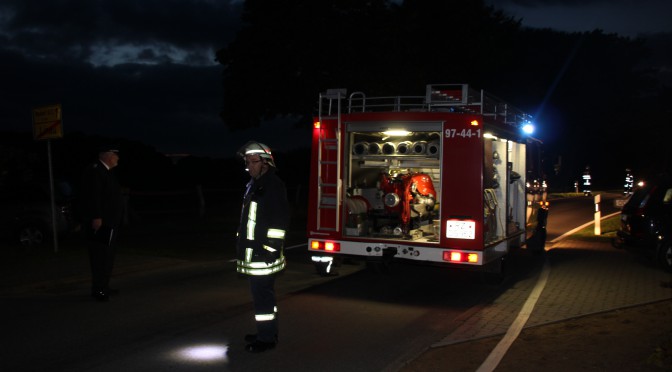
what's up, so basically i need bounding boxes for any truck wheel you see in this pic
[479,257,507,287]
[366,260,394,275]
[611,237,624,249]
[18,223,47,248]
[658,241,672,273]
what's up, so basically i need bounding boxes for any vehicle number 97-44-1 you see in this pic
[445,128,481,138]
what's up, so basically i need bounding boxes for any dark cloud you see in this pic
[488,0,672,37]
[1,0,669,159]
[492,0,645,7]
[0,0,263,158]
[0,0,243,65]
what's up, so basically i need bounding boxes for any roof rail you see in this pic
[340,84,531,128]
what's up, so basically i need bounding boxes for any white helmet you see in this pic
[237,141,276,168]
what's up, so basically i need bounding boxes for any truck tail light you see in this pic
[443,250,479,264]
[310,240,340,252]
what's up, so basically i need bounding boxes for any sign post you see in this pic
[594,194,601,235]
[32,104,63,252]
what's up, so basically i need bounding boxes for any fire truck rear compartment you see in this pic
[307,84,548,276]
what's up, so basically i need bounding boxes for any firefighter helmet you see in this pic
[237,141,276,168]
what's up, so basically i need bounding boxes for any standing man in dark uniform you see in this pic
[236,141,290,353]
[80,144,124,302]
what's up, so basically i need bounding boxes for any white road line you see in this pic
[476,258,550,372]
[227,242,308,263]
[476,210,620,371]
[550,211,620,244]
[286,242,307,250]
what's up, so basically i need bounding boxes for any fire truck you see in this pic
[307,84,548,277]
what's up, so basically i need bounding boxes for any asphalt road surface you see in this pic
[0,193,624,371]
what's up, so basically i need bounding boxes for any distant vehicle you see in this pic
[0,181,79,248]
[614,173,672,272]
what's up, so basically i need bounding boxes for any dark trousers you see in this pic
[87,229,117,293]
[249,274,278,342]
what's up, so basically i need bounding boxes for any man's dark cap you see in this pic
[98,143,120,153]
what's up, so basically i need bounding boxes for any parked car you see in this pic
[614,173,672,272]
[0,181,79,248]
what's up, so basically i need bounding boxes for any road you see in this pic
[545,192,622,241]
[0,193,624,371]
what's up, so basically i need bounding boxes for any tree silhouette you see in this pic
[215,0,522,130]
[215,0,667,188]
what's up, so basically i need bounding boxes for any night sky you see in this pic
[1,0,670,159]
[488,0,672,38]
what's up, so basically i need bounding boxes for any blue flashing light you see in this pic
[522,123,535,135]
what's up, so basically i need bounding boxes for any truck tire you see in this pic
[658,241,672,273]
[366,259,394,275]
[479,257,507,286]
[17,221,47,248]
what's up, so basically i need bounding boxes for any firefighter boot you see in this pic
[244,333,278,343]
[245,339,276,353]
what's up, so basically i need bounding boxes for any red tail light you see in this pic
[310,240,340,252]
[443,250,479,263]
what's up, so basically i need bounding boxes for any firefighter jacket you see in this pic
[236,167,290,276]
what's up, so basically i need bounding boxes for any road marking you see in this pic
[550,211,620,244]
[476,258,550,372]
[227,242,308,263]
[286,243,307,250]
[476,210,620,371]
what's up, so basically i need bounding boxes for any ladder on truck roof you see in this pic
[315,89,346,232]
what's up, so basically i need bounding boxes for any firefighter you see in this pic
[236,141,290,353]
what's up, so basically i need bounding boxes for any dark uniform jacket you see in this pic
[236,167,290,276]
[80,160,124,232]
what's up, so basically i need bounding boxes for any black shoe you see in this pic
[245,340,276,353]
[244,334,278,343]
[91,291,109,302]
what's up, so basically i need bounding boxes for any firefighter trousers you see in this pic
[249,274,278,342]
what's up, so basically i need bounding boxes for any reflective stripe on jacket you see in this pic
[236,167,290,276]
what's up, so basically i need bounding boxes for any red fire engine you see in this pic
[307,84,548,277]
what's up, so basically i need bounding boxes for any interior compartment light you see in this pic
[382,130,411,136]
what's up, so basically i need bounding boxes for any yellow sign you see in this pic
[33,104,63,140]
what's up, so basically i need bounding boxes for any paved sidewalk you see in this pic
[401,238,672,371]
[433,239,671,346]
